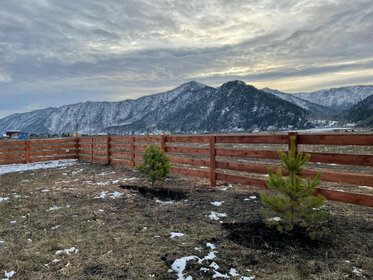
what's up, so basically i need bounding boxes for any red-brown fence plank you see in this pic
[110,136,132,142]
[110,144,131,150]
[30,144,75,151]
[30,155,76,162]
[216,149,280,159]
[0,152,25,159]
[313,188,373,207]
[0,159,26,165]
[170,156,210,167]
[0,146,26,152]
[30,138,76,144]
[134,145,148,152]
[216,135,288,144]
[30,150,76,157]
[307,152,373,167]
[171,166,210,178]
[301,169,373,186]
[0,140,25,146]
[167,136,210,143]
[216,161,270,174]
[111,151,131,158]
[92,150,108,156]
[134,136,161,143]
[298,134,373,146]
[166,146,210,156]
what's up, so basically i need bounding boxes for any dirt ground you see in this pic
[0,161,372,279]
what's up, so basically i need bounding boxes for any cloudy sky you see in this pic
[0,0,372,118]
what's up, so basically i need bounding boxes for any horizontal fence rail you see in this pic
[1,133,372,207]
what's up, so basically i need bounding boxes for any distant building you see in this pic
[5,130,22,139]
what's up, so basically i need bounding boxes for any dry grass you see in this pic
[0,162,372,279]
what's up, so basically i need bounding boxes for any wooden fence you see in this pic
[1,133,373,207]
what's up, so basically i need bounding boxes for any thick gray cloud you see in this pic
[0,0,372,117]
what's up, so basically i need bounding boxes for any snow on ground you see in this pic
[0,159,78,175]
[210,201,224,207]
[208,212,227,221]
[0,197,9,203]
[3,270,15,279]
[156,199,175,206]
[55,247,79,255]
[94,191,123,199]
[170,232,185,238]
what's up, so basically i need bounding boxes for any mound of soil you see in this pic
[119,184,187,200]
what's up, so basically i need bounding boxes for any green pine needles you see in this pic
[136,144,171,187]
[260,136,328,239]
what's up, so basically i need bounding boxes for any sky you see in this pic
[0,0,372,118]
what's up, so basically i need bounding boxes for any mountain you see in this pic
[344,95,373,127]
[105,81,312,134]
[292,86,373,110]
[261,87,332,115]
[0,81,312,135]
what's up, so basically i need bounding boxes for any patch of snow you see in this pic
[156,199,175,206]
[10,221,16,224]
[352,267,363,277]
[171,256,198,280]
[0,197,9,203]
[0,240,5,244]
[47,206,62,211]
[95,191,123,199]
[210,201,224,207]
[65,261,71,267]
[0,159,77,175]
[112,180,120,184]
[212,270,230,278]
[51,225,60,230]
[268,216,281,222]
[71,169,84,175]
[55,247,78,255]
[210,262,219,270]
[52,259,61,263]
[241,276,255,280]
[249,196,256,199]
[209,212,227,221]
[171,243,217,280]
[170,232,184,238]
[153,235,160,238]
[27,238,32,243]
[42,189,50,192]
[230,268,239,276]
[200,267,209,272]
[98,209,104,212]
[4,271,15,279]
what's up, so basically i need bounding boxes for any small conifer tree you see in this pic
[136,144,171,187]
[260,136,327,239]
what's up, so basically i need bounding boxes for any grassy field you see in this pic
[0,161,372,279]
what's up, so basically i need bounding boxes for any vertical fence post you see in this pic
[106,136,111,165]
[75,137,80,159]
[209,136,216,187]
[288,132,298,154]
[161,135,166,152]
[90,137,93,163]
[131,136,135,168]
[25,140,31,163]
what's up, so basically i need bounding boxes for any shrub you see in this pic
[260,136,328,239]
[136,144,171,187]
